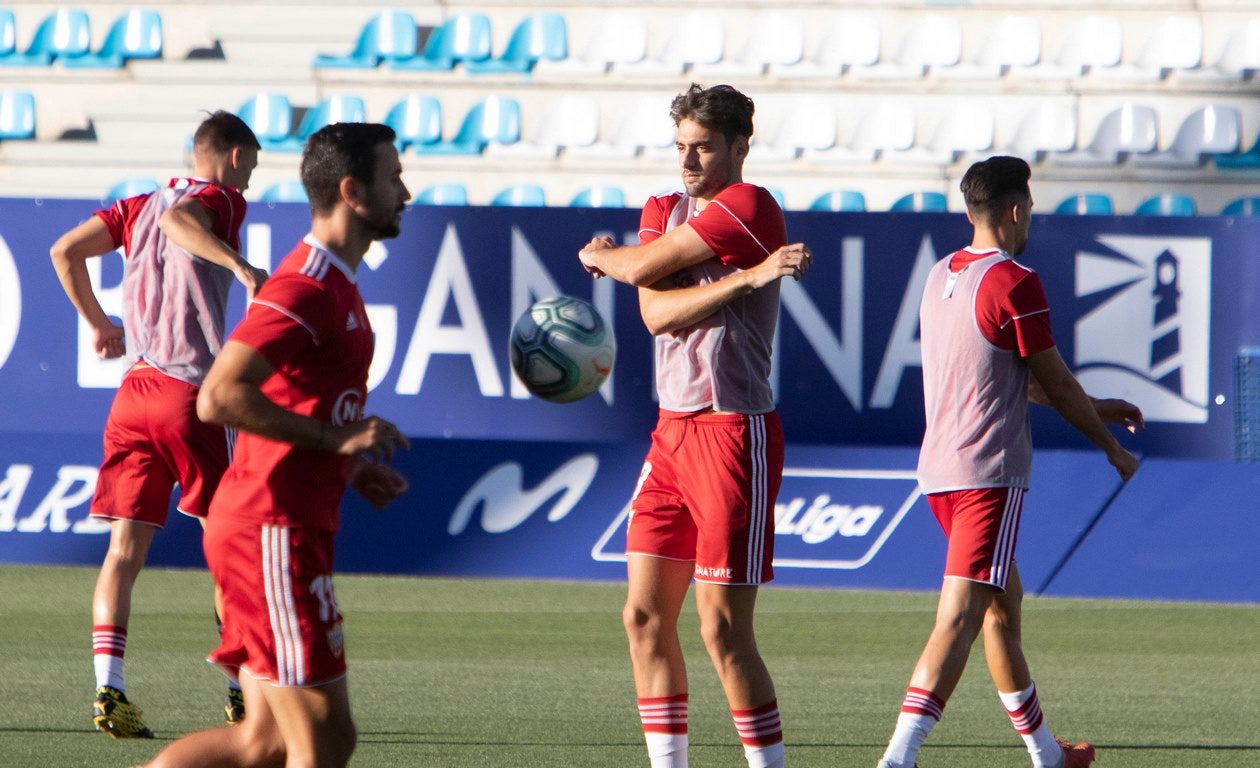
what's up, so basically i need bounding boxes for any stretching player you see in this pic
[579,83,811,768]
[143,122,411,768]
[876,156,1143,768]
[50,111,265,737]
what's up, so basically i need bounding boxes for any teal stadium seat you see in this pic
[414,183,468,206]
[569,186,626,208]
[64,8,162,68]
[391,14,491,71]
[0,9,23,65]
[1054,193,1114,215]
[16,8,90,65]
[383,94,443,152]
[491,184,546,207]
[269,95,367,153]
[259,181,309,203]
[810,190,867,212]
[890,191,948,212]
[314,10,417,69]
[416,95,520,156]
[237,92,293,147]
[465,13,567,74]
[1214,133,1260,169]
[1134,193,1196,216]
[1221,197,1260,216]
[104,177,160,202]
[0,90,36,140]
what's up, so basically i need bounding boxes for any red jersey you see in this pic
[638,183,788,413]
[917,248,1054,493]
[210,236,374,531]
[94,177,249,385]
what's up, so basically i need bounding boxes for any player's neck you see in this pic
[309,218,368,272]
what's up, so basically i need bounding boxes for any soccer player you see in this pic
[141,122,411,768]
[49,110,266,738]
[875,156,1143,768]
[578,83,812,768]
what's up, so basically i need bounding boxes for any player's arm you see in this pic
[579,225,715,287]
[159,199,268,298]
[1026,346,1142,481]
[48,216,125,359]
[197,339,410,462]
[638,243,811,335]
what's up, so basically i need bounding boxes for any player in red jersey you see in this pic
[141,122,410,768]
[876,156,1143,768]
[49,110,265,738]
[579,84,811,768]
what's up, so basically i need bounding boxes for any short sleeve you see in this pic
[186,184,248,251]
[688,184,787,269]
[92,195,147,249]
[976,262,1054,356]
[230,276,331,368]
[637,194,674,245]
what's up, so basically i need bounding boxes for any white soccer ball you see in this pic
[509,296,616,403]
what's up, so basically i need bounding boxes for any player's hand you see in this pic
[237,263,270,300]
[328,416,410,463]
[1095,398,1145,434]
[578,235,614,278]
[746,242,812,289]
[1107,445,1140,482]
[93,323,125,359]
[350,461,409,510]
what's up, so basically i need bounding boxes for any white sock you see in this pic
[91,625,127,691]
[744,739,785,768]
[882,711,938,766]
[999,684,1061,767]
[645,732,688,768]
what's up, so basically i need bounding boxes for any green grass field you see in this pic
[1,564,1255,768]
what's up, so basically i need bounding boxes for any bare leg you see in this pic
[693,582,775,708]
[623,555,694,696]
[93,519,157,630]
[982,563,1032,693]
[143,673,284,768]
[907,577,998,699]
[259,676,356,768]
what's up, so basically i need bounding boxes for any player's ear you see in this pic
[339,175,365,208]
[733,134,749,161]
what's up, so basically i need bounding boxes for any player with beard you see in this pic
[142,122,412,768]
[579,83,811,768]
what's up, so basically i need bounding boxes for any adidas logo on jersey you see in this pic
[345,313,359,331]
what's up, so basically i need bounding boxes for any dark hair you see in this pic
[192,110,261,154]
[669,83,755,144]
[300,122,397,216]
[960,156,1031,221]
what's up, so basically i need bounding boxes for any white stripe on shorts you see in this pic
[746,414,769,585]
[262,525,306,685]
[990,487,1023,589]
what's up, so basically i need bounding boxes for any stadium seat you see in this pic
[748,98,838,163]
[104,177,159,202]
[1220,197,1260,216]
[890,191,949,212]
[695,11,804,78]
[1202,18,1260,80]
[0,89,35,140]
[854,14,961,80]
[267,95,367,153]
[567,95,674,161]
[809,190,867,212]
[535,11,646,75]
[1096,15,1202,81]
[465,13,567,74]
[491,184,546,207]
[767,188,787,210]
[773,11,880,79]
[1134,193,1197,216]
[383,94,443,152]
[1134,105,1241,167]
[488,95,599,160]
[886,103,995,165]
[942,14,1041,80]
[417,95,520,156]
[812,100,916,163]
[414,183,469,206]
[1053,104,1158,165]
[237,92,293,147]
[313,9,418,69]
[1003,101,1078,159]
[1213,131,1260,169]
[63,8,163,68]
[569,186,626,208]
[0,8,38,66]
[1054,193,1114,215]
[391,13,491,71]
[618,11,723,77]
[1018,14,1122,79]
[258,181,309,203]
[19,8,91,65]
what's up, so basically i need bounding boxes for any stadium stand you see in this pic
[569,185,626,208]
[772,11,880,80]
[465,12,567,74]
[890,191,949,212]
[693,11,804,79]
[15,7,90,65]
[1134,192,1197,216]
[809,190,867,212]
[267,95,367,153]
[417,94,520,156]
[313,9,418,69]
[486,95,599,160]
[0,89,35,140]
[63,8,163,69]
[533,11,645,76]
[414,183,469,206]
[391,13,491,72]
[617,11,723,77]
[1133,105,1241,167]
[383,94,443,153]
[237,92,293,148]
[491,183,546,207]
[1221,196,1260,216]
[1053,104,1159,165]
[1055,193,1115,216]
[103,176,159,202]
[258,180,308,203]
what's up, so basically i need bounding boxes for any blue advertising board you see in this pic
[0,198,1256,601]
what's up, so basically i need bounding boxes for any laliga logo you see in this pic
[1074,235,1211,423]
[448,453,598,535]
[330,389,365,426]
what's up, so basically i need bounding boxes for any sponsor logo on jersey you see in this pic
[330,389,365,426]
[1074,235,1212,423]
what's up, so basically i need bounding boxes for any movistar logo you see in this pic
[447,454,599,535]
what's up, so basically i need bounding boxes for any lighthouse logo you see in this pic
[1073,235,1211,423]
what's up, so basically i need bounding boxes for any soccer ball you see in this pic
[509,296,616,403]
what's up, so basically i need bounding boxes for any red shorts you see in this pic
[203,518,347,687]
[627,410,784,585]
[927,486,1024,591]
[89,364,229,525]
